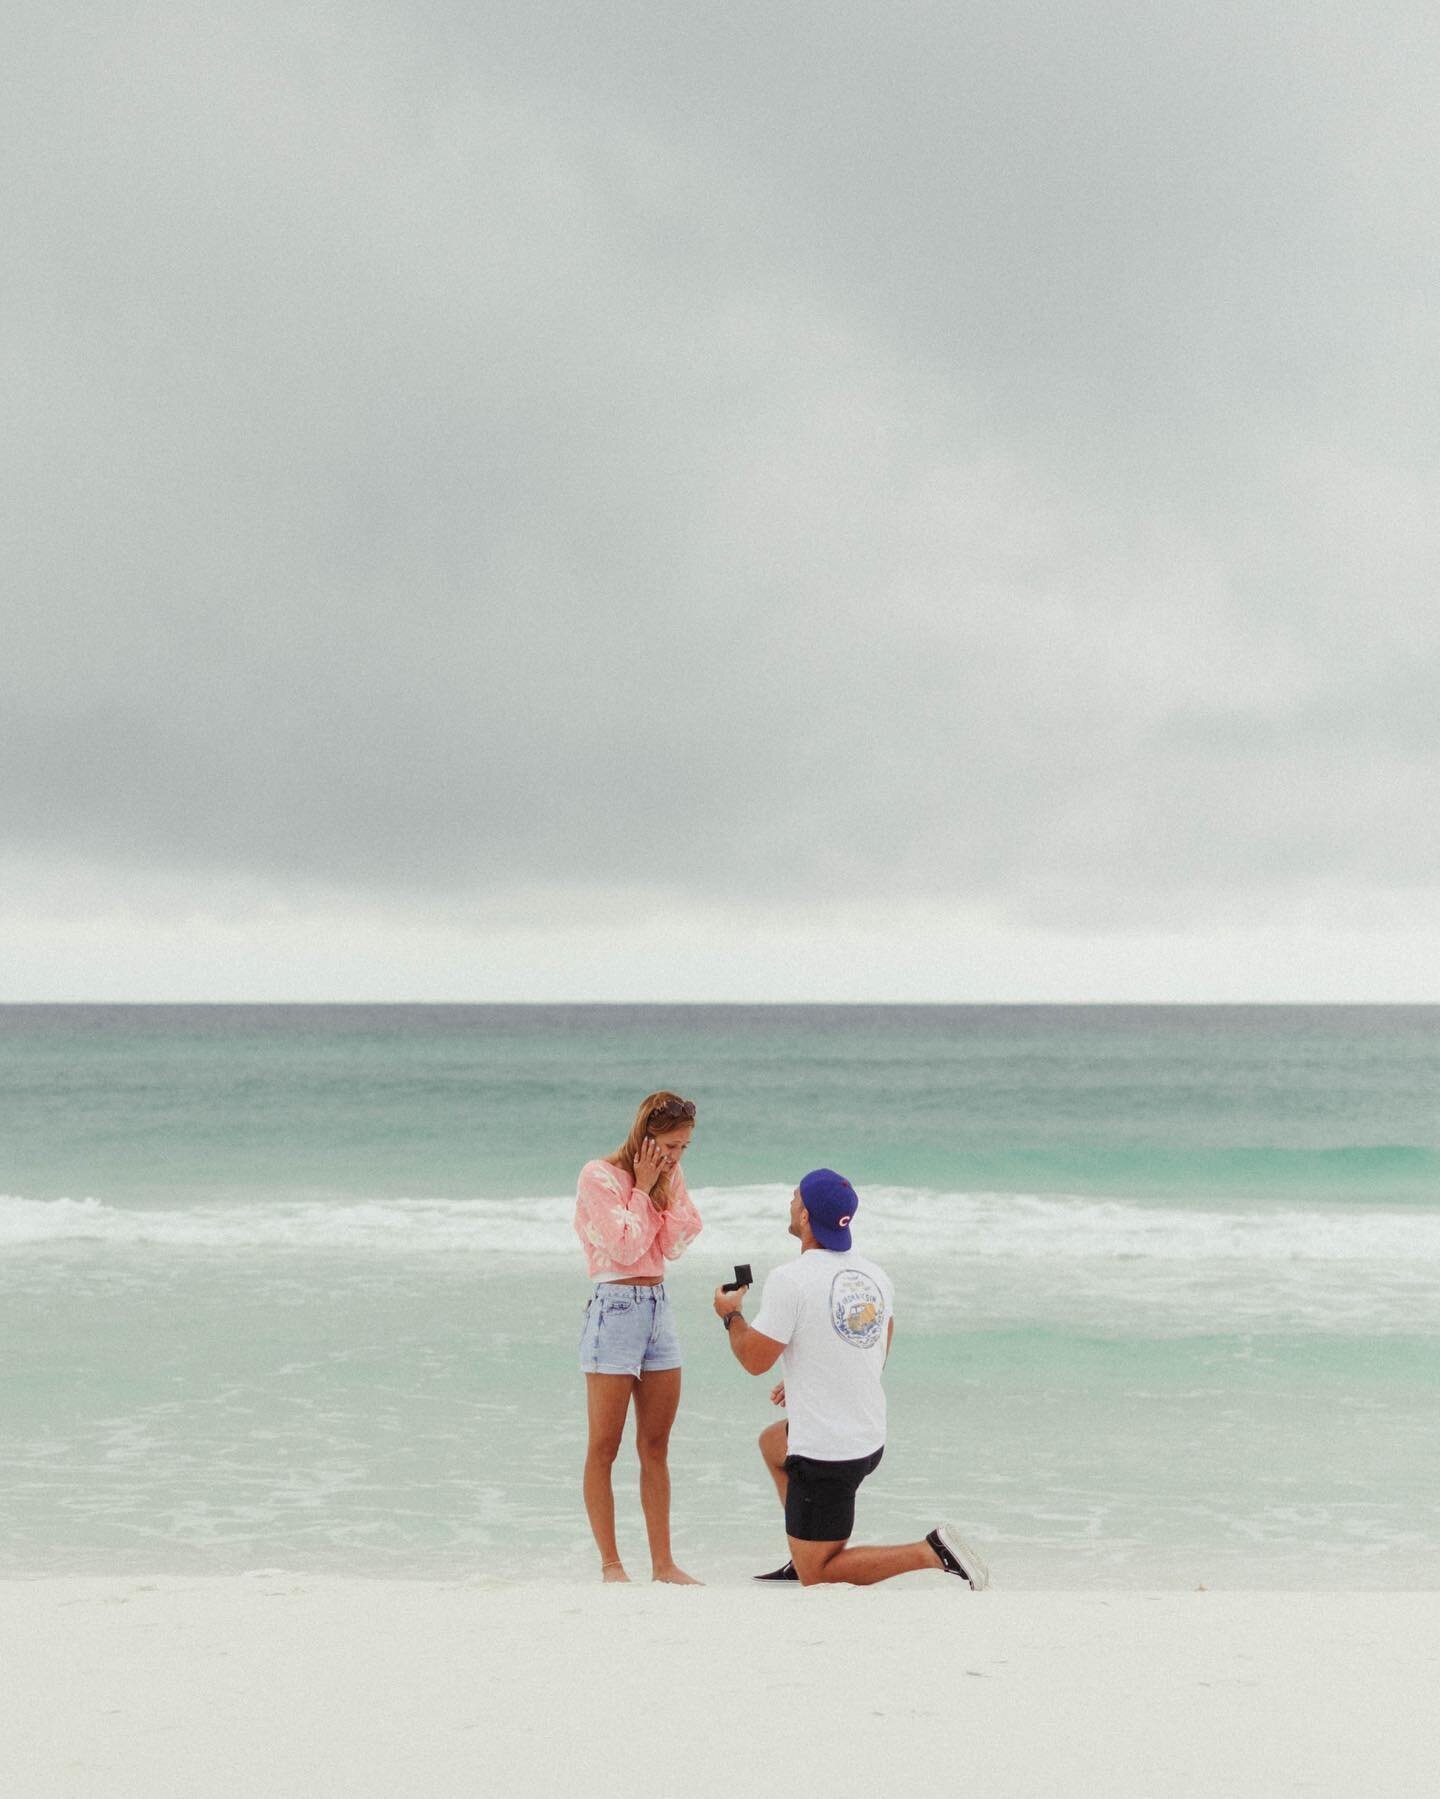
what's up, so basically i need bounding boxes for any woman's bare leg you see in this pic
[632,1368,700,1584]
[584,1373,636,1580]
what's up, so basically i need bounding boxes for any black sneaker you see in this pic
[927,1525,990,1590]
[753,1559,798,1581]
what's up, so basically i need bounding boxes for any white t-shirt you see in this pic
[751,1248,895,1462]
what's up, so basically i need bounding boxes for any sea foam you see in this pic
[4,1185,1439,1263]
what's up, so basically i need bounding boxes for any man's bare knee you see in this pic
[587,1436,624,1467]
[790,1541,844,1586]
[758,1422,787,1461]
[795,1557,843,1587]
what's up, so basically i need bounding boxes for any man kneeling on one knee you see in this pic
[713,1169,988,1591]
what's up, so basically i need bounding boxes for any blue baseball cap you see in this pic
[799,1168,859,1251]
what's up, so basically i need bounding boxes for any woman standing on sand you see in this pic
[574,1091,703,1583]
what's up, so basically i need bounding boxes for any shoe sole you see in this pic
[932,1525,990,1590]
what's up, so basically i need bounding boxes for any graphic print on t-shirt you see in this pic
[830,1267,885,1349]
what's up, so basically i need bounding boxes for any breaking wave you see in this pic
[4,1185,1439,1262]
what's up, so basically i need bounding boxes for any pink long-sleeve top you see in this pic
[573,1158,703,1281]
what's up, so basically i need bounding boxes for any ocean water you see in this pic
[2,1004,1437,1589]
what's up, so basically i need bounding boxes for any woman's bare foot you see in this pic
[601,1561,630,1583]
[651,1564,702,1585]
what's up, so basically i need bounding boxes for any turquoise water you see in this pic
[2,1005,1437,1586]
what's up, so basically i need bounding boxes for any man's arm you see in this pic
[713,1285,785,1375]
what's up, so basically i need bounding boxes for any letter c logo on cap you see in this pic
[838,1213,852,1227]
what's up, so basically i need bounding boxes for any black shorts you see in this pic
[783,1447,884,1542]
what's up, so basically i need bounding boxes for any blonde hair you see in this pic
[608,1090,696,1210]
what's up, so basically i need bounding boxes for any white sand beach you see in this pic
[5,1575,1437,1798]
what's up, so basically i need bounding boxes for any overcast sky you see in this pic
[5,1,1438,1000]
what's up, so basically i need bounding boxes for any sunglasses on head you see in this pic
[649,1098,696,1123]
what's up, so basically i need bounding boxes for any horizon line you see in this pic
[3,999,1437,1010]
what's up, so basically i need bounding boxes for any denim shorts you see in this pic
[579,1283,682,1377]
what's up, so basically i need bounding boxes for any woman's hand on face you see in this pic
[633,1136,668,1204]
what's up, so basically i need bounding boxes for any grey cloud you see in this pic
[4,0,1438,935]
